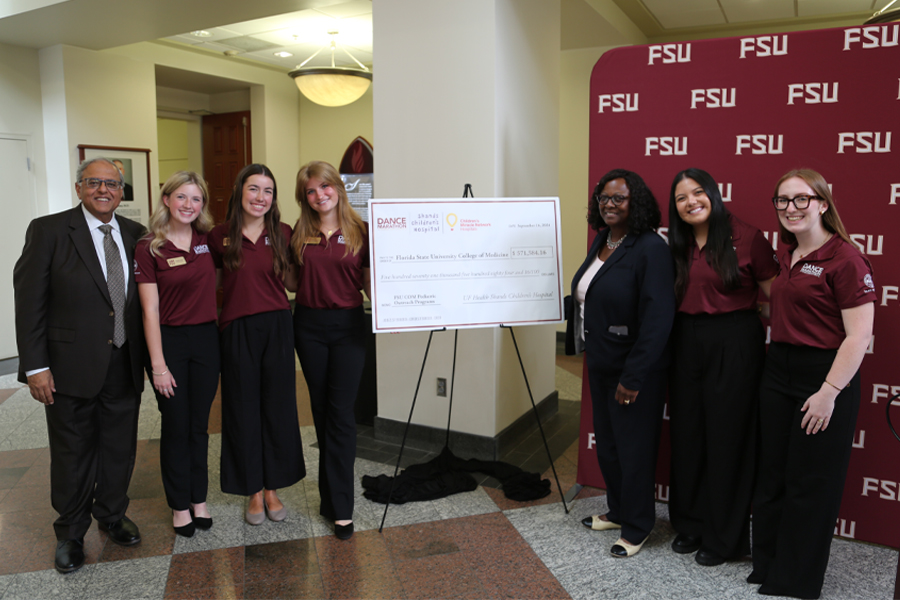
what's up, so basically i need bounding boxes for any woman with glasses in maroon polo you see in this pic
[749,169,874,599]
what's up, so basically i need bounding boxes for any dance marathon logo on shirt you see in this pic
[800,263,824,278]
[337,235,346,245]
[864,274,875,294]
[265,237,270,246]
[194,244,210,255]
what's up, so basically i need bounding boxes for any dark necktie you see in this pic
[99,224,126,347]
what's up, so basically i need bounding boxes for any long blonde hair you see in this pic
[773,169,851,247]
[291,161,365,265]
[147,171,213,256]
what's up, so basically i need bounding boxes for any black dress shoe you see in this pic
[189,508,213,531]
[671,533,702,554]
[174,521,195,538]
[334,522,354,540]
[100,516,141,546]
[55,539,85,574]
[696,549,726,566]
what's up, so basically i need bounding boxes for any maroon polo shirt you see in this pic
[293,227,370,309]
[134,230,217,326]
[209,222,292,329]
[770,235,875,349]
[679,215,780,315]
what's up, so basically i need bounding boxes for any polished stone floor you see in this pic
[0,357,896,600]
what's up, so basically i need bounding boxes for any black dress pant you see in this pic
[219,310,305,495]
[45,343,140,541]
[668,311,764,558]
[155,322,220,510]
[752,343,860,600]
[589,367,666,545]
[294,305,366,521]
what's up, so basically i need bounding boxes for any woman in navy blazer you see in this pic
[569,169,675,558]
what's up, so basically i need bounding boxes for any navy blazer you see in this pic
[14,205,146,398]
[566,229,675,391]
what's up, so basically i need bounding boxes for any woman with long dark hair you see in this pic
[570,168,675,558]
[666,168,777,565]
[750,169,874,599]
[136,171,219,537]
[208,164,305,525]
[289,161,370,540]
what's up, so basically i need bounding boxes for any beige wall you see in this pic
[157,117,203,184]
[373,0,560,438]
[0,42,47,213]
[109,41,303,225]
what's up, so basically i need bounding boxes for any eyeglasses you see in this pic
[79,178,124,191]
[595,194,629,206]
[772,194,821,210]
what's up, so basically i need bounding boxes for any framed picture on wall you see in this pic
[77,145,152,227]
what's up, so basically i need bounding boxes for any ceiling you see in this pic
[1,0,893,94]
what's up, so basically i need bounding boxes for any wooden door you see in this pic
[202,111,251,224]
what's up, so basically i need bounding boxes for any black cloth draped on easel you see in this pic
[362,446,551,504]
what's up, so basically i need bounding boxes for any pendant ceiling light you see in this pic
[289,31,372,107]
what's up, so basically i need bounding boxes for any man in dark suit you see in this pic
[14,157,146,574]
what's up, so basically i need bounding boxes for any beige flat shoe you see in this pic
[581,515,622,531]
[610,536,646,558]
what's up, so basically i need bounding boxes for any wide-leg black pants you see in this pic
[294,305,367,521]
[752,342,860,600]
[589,367,666,545]
[155,322,220,510]
[668,310,764,558]
[219,310,305,495]
[45,343,140,541]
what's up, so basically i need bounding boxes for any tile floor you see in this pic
[0,358,896,600]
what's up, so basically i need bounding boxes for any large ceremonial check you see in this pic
[368,198,564,333]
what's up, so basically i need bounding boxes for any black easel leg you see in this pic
[502,325,569,514]
[379,329,443,533]
[444,329,459,448]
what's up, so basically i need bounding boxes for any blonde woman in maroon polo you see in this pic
[135,172,219,537]
[666,168,778,567]
[749,169,875,599]
[288,161,370,541]
[208,164,305,525]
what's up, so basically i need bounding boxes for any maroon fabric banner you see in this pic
[578,23,900,549]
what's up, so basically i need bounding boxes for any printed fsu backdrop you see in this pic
[578,22,900,549]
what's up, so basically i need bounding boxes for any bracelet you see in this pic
[824,379,843,392]
[152,369,169,377]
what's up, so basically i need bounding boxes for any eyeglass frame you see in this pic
[78,178,124,191]
[594,194,630,207]
[771,194,822,211]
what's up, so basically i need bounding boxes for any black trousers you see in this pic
[219,310,305,495]
[155,322,220,510]
[668,310,764,558]
[45,343,140,541]
[752,343,860,600]
[294,305,367,521]
[589,367,666,545]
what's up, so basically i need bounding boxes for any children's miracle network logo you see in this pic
[376,216,407,230]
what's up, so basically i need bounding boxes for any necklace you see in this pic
[607,233,627,250]
[798,233,832,260]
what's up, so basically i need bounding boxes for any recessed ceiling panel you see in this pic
[720,0,795,24]
[642,0,725,29]
[798,0,876,17]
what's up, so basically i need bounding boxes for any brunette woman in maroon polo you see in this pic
[749,169,874,599]
[287,161,370,541]
[666,168,778,566]
[136,172,219,537]
[208,164,305,525]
